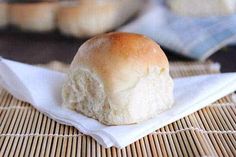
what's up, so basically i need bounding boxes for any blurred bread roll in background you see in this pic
[9,2,58,32]
[4,0,142,37]
[62,32,174,125]
[0,3,8,28]
[166,0,236,16]
[57,0,143,37]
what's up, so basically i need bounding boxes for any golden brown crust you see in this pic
[71,32,169,92]
[72,32,168,69]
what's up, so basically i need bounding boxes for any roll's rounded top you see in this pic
[72,32,169,69]
[71,32,169,93]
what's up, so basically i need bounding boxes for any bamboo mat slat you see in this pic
[0,61,236,157]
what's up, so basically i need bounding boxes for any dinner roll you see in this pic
[57,0,142,38]
[0,3,8,28]
[166,0,236,16]
[9,2,58,32]
[62,32,174,125]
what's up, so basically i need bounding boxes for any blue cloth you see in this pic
[119,2,236,60]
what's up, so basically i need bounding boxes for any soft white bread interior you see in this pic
[0,3,8,28]
[9,2,58,32]
[57,0,142,37]
[62,32,174,125]
[166,0,236,16]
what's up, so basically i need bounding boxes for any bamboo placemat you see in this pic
[0,61,235,157]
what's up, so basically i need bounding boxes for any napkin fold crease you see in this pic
[0,58,236,148]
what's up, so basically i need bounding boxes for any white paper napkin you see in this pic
[0,58,236,148]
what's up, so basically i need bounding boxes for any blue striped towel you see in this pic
[119,1,236,60]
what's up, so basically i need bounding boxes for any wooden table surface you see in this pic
[0,28,235,72]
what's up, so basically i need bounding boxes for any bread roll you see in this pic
[9,2,58,32]
[0,3,8,28]
[57,0,142,38]
[62,32,174,125]
[166,0,236,16]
